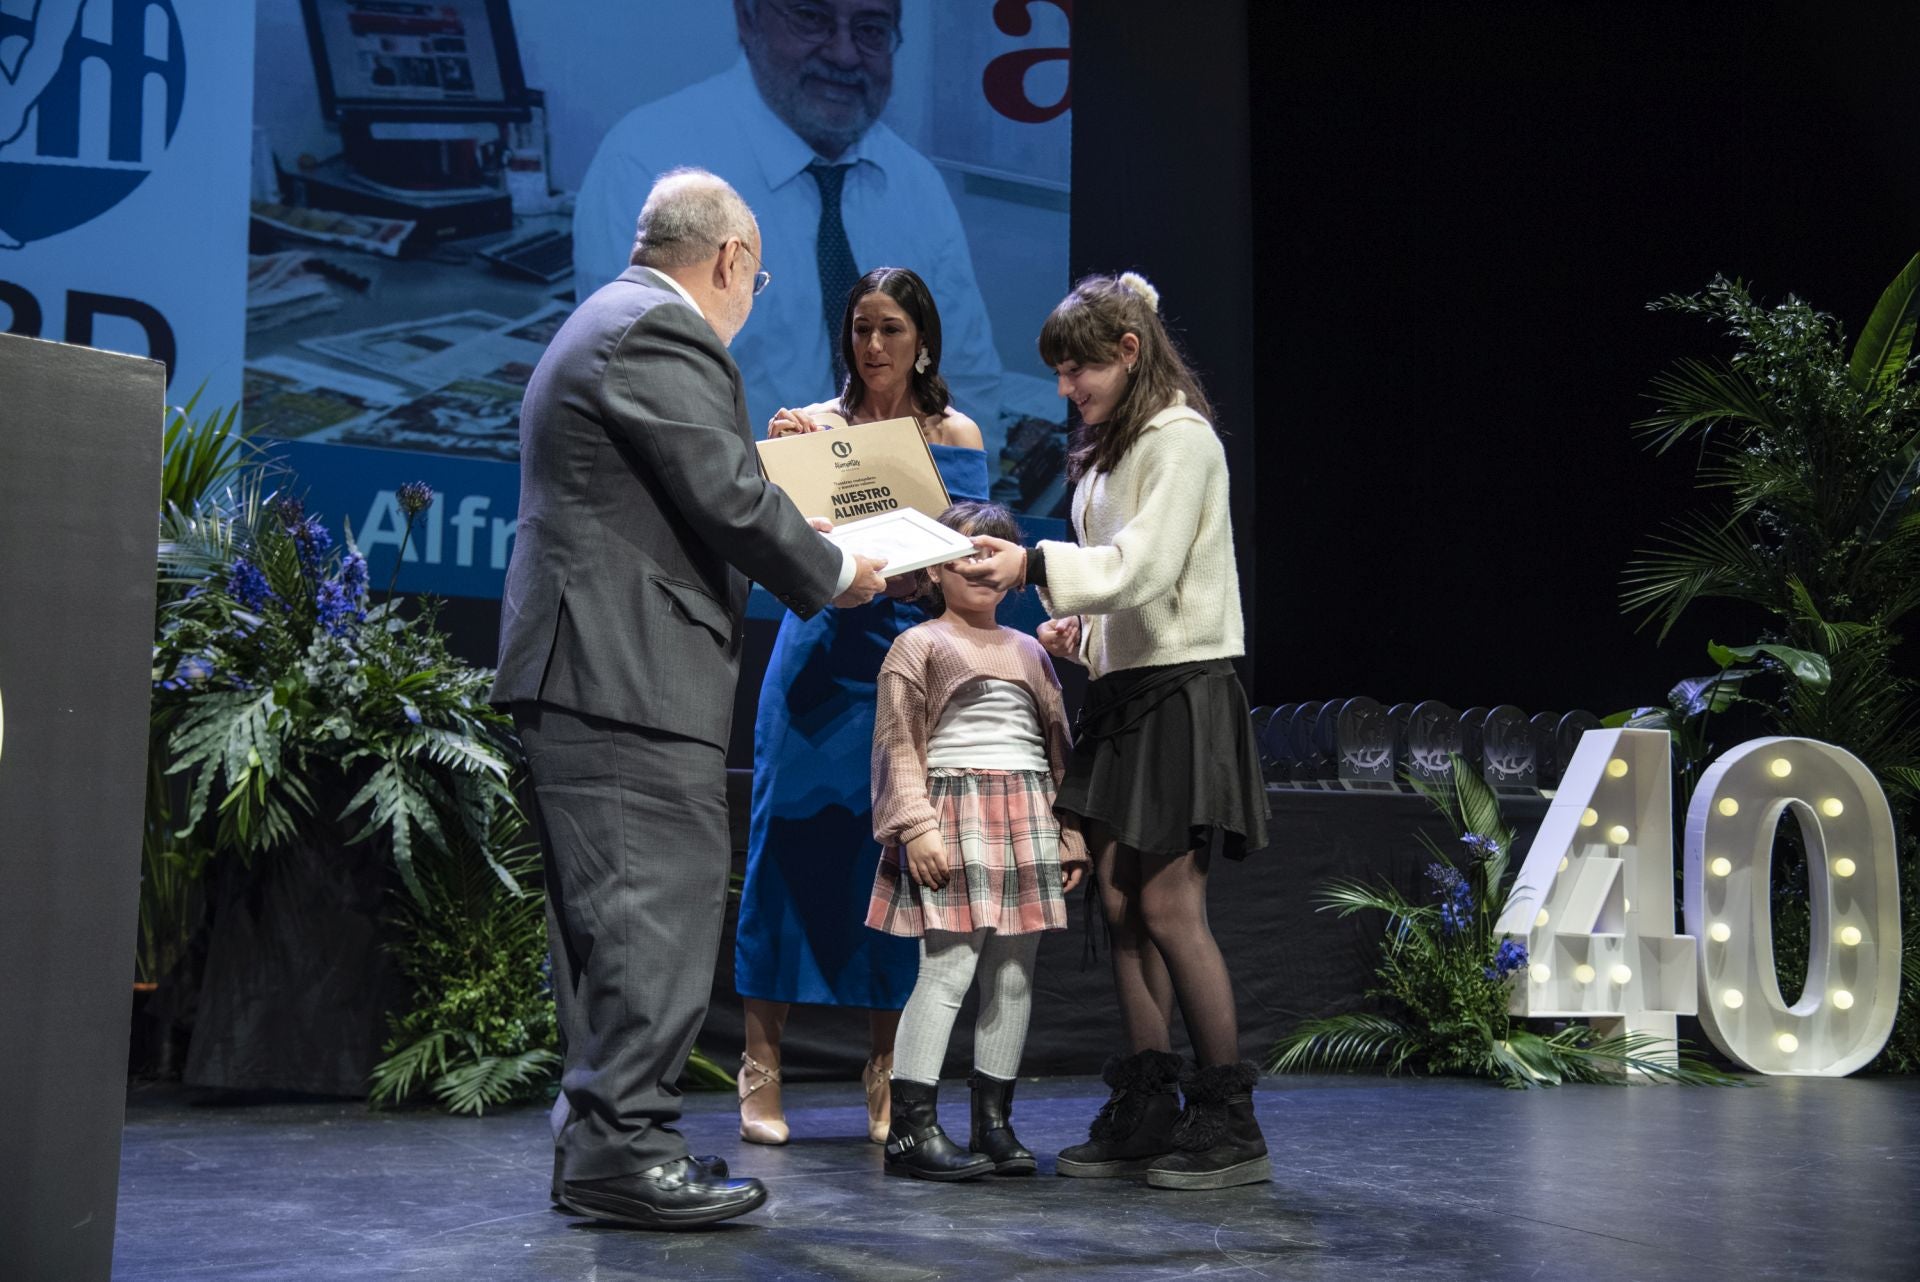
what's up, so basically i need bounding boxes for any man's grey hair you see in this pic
[630,167,759,269]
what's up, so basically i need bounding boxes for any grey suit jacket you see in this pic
[491,266,841,748]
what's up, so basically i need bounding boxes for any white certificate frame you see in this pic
[824,508,976,576]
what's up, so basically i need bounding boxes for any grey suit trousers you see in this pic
[515,701,729,1180]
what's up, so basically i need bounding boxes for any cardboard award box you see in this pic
[755,416,952,525]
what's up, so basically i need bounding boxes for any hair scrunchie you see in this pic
[1117,271,1160,313]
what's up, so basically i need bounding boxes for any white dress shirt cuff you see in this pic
[833,545,857,596]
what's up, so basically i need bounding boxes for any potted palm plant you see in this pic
[152,473,522,1095]
[1621,256,1920,1069]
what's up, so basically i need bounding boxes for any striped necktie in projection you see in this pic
[807,161,858,393]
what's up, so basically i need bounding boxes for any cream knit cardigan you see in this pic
[1036,398,1244,678]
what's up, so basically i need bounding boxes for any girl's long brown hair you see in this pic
[1038,273,1216,482]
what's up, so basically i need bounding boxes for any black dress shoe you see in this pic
[559,1158,767,1229]
[551,1152,727,1207]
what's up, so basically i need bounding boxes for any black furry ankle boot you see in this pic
[1056,1049,1184,1178]
[1146,1060,1271,1190]
[968,1071,1036,1175]
[885,1078,994,1181]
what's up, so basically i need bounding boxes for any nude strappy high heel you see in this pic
[863,1052,893,1144]
[738,1051,789,1145]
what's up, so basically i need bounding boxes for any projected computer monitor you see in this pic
[300,0,529,123]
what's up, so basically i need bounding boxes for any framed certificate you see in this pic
[754,416,953,523]
[824,508,977,576]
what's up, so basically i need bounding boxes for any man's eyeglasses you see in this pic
[760,0,903,57]
[734,240,772,296]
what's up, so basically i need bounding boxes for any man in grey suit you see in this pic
[493,168,887,1229]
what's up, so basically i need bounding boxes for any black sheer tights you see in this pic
[1089,823,1240,1067]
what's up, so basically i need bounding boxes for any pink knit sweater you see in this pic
[871,617,1087,862]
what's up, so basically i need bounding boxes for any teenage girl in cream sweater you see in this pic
[960,273,1271,1192]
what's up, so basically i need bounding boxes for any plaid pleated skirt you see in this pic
[866,769,1069,937]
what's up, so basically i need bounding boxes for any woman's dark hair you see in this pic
[1038,272,1216,482]
[839,266,951,420]
[922,501,1021,615]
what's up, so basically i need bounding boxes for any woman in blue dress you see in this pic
[737,267,990,1145]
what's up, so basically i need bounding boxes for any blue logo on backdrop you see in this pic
[0,0,186,249]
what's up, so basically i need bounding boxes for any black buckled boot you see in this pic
[967,1071,1037,1175]
[1056,1049,1184,1178]
[885,1078,994,1181]
[1146,1060,1271,1190]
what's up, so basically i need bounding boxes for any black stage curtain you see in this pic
[699,785,1548,1080]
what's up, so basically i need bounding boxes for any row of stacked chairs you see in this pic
[1250,698,1603,794]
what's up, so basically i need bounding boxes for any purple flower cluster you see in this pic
[315,579,361,637]
[1460,833,1502,858]
[227,557,278,613]
[1426,861,1474,935]
[396,481,435,519]
[340,550,368,598]
[291,516,335,581]
[155,653,214,691]
[1485,938,1529,980]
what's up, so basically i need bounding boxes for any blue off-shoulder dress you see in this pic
[736,442,990,1007]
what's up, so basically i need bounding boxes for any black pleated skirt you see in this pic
[1054,658,1270,860]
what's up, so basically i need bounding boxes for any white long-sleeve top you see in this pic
[1036,398,1245,679]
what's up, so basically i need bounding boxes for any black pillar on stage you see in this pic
[0,334,164,1281]
[1068,0,1258,687]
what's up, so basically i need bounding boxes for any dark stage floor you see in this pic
[114,1072,1920,1281]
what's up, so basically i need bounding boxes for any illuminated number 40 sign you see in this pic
[1495,730,1901,1077]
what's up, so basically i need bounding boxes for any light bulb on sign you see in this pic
[1580,808,1598,828]
[1610,964,1633,985]
[1718,798,1740,817]
[1832,990,1854,1011]
[1710,857,1733,878]
[1839,926,1863,947]
[1623,898,1632,912]
[1558,855,1570,872]
[1777,1033,1799,1053]
[1535,909,1550,928]
[1820,797,1845,818]
[1574,963,1596,984]
[1607,824,1631,845]
[1723,989,1744,1009]
[1768,757,1792,778]
[1607,758,1629,778]
[1709,922,1731,943]
[1529,963,1552,983]
[1834,857,1857,878]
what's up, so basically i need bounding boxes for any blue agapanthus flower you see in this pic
[157,653,215,691]
[401,703,422,726]
[396,481,435,519]
[227,557,278,613]
[292,516,335,580]
[1486,937,1530,980]
[315,579,362,637]
[340,550,369,598]
[1460,833,1502,858]
[1427,861,1473,934]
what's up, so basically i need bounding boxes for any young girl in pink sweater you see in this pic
[867,501,1088,1180]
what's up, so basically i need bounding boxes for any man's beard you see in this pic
[760,55,887,154]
